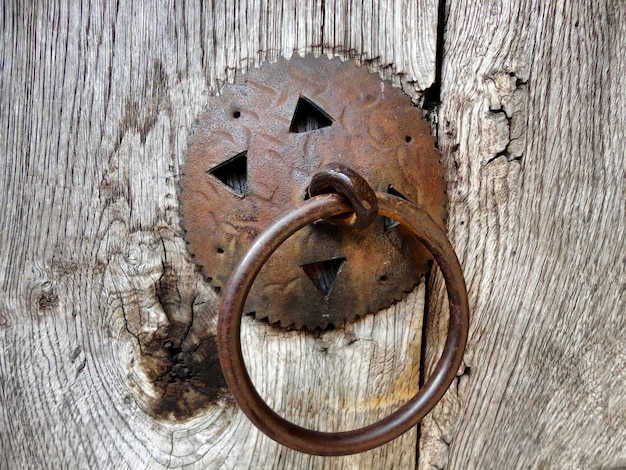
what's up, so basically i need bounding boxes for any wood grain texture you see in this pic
[0,1,437,468]
[419,1,626,469]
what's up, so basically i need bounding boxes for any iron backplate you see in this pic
[181,54,446,329]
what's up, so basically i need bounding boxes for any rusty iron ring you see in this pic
[217,192,469,456]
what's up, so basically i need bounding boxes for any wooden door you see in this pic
[1,1,624,469]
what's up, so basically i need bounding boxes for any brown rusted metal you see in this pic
[217,190,469,456]
[308,163,378,230]
[181,55,446,329]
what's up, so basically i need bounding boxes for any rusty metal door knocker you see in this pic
[181,55,469,456]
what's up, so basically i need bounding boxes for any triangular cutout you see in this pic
[383,186,407,230]
[302,257,346,296]
[208,151,248,196]
[289,96,333,133]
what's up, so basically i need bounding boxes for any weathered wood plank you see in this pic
[419,1,626,468]
[0,1,437,468]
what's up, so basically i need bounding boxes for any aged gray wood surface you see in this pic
[0,1,437,469]
[419,1,626,469]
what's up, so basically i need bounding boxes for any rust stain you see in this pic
[139,331,229,421]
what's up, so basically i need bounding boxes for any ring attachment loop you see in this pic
[308,163,378,230]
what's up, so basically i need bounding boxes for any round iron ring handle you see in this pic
[217,192,469,456]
